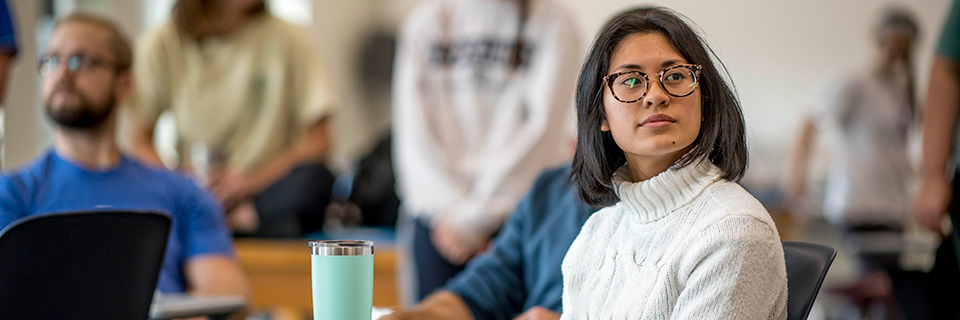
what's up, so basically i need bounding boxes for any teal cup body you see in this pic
[310,240,374,320]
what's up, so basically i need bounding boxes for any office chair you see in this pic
[0,210,171,319]
[783,241,837,320]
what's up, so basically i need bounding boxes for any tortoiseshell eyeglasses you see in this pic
[602,64,702,103]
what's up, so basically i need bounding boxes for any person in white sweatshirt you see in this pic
[561,6,788,319]
[392,0,581,302]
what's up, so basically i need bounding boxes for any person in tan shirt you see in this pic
[128,0,337,237]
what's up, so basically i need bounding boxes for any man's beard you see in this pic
[43,86,116,129]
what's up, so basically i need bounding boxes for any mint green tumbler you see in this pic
[310,240,374,320]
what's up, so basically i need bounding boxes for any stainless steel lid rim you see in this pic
[309,240,374,256]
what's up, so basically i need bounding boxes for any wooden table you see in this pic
[234,238,399,316]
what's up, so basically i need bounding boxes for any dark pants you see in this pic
[243,163,335,238]
[927,170,960,319]
[412,217,465,301]
[841,224,933,319]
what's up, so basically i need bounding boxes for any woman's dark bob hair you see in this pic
[571,6,748,207]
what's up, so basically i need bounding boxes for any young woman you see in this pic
[561,7,788,319]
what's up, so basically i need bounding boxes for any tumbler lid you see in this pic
[309,240,374,256]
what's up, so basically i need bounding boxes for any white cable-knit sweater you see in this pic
[560,161,788,319]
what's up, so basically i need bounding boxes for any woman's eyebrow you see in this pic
[613,59,687,72]
[613,63,643,71]
[660,59,684,68]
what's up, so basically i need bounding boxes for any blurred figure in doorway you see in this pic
[787,7,927,319]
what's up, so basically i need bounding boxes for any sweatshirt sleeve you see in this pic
[444,192,531,320]
[671,215,788,320]
[448,4,583,244]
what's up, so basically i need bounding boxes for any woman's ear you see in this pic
[601,116,610,132]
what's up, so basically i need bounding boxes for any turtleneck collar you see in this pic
[612,159,722,224]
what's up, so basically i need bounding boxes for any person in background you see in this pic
[127,0,336,237]
[382,164,597,320]
[392,0,582,302]
[0,0,18,170]
[912,0,960,318]
[0,13,247,296]
[561,6,787,318]
[0,0,16,105]
[786,8,925,318]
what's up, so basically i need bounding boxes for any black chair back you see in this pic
[783,241,837,320]
[0,211,171,319]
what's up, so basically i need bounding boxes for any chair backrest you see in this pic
[783,241,837,320]
[0,210,171,319]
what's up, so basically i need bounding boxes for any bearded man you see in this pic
[0,13,247,296]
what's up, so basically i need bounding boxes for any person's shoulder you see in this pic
[523,164,581,213]
[575,203,620,236]
[135,20,184,60]
[122,157,197,189]
[531,0,576,23]
[702,180,768,216]
[258,15,301,36]
[698,180,778,235]
[5,152,58,180]
[140,20,179,44]
[0,153,56,192]
[255,15,317,52]
[532,163,572,190]
[409,0,445,18]
[122,158,214,210]
[400,0,445,35]
[517,163,587,222]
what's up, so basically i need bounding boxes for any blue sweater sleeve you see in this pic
[445,192,532,320]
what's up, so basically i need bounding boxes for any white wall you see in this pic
[4,0,40,169]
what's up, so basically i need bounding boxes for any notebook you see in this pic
[149,292,246,319]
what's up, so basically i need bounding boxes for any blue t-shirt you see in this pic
[445,164,597,319]
[0,0,16,55]
[0,151,234,293]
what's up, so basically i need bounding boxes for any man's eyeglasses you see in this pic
[603,64,702,103]
[38,53,124,76]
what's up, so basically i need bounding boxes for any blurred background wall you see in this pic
[1,0,952,192]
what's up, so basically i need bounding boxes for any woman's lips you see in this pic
[640,114,677,127]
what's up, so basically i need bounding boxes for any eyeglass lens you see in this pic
[39,55,96,75]
[611,66,698,101]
